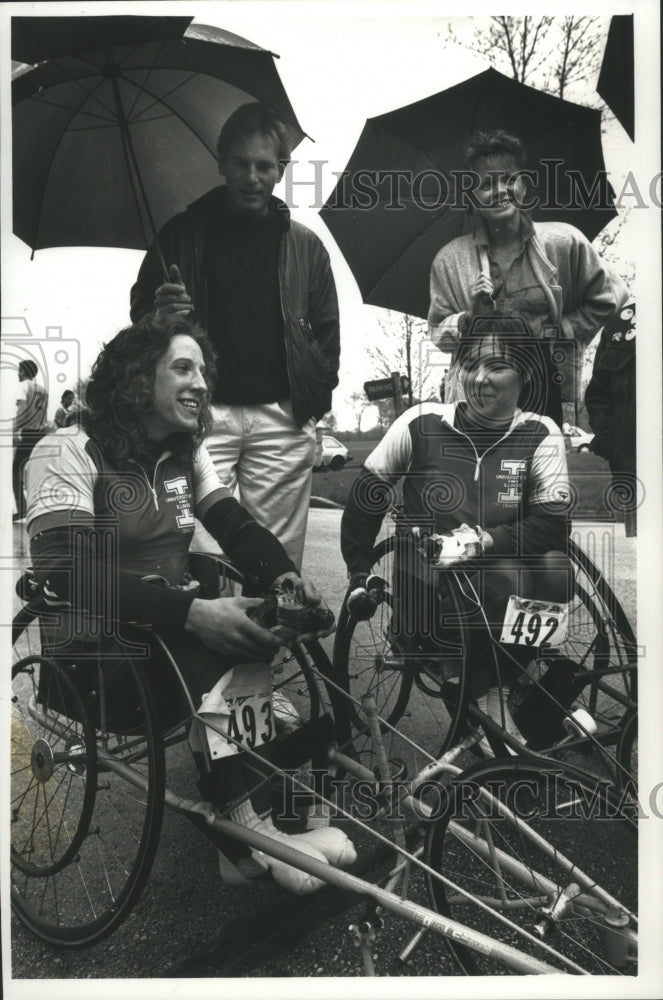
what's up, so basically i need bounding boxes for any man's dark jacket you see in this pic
[130,187,340,427]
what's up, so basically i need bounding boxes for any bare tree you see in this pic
[554,17,605,99]
[365,310,441,406]
[375,399,395,432]
[446,16,606,100]
[491,15,554,86]
[348,391,369,435]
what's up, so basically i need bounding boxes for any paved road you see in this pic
[8,514,636,985]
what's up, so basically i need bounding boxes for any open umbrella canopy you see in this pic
[597,15,634,141]
[11,14,194,65]
[320,68,616,319]
[12,18,305,257]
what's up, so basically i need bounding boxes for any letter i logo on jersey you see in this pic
[498,459,527,504]
[165,476,195,528]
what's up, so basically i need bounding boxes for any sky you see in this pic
[1,0,654,430]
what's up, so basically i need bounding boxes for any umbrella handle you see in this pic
[478,245,491,280]
[152,238,170,284]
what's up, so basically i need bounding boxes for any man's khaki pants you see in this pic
[207,400,317,570]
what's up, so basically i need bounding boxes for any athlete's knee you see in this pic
[532,550,574,603]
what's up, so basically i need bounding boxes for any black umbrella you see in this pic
[597,15,634,141]
[12,18,305,276]
[320,68,616,319]
[11,14,193,65]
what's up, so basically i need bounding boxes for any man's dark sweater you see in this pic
[204,191,290,405]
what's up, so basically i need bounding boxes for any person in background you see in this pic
[130,102,340,571]
[428,128,628,426]
[13,358,48,522]
[585,300,637,536]
[54,389,75,428]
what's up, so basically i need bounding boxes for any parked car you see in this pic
[314,434,351,471]
[562,422,595,453]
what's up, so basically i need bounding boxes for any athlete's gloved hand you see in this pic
[413,524,483,567]
[347,573,386,621]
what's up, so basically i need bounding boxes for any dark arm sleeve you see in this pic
[488,506,569,557]
[201,496,297,590]
[584,336,614,462]
[30,526,196,631]
[341,469,396,577]
[130,242,163,323]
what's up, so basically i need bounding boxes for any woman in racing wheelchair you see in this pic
[24,316,355,895]
[340,312,573,750]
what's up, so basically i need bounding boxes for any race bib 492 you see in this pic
[500,595,569,648]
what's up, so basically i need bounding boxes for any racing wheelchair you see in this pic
[332,525,637,792]
[11,552,637,974]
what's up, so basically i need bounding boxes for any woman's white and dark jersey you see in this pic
[24,426,296,630]
[341,401,571,578]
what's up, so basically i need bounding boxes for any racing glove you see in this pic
[347,573,386,621]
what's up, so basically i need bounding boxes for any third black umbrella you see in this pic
[597,15,635,141]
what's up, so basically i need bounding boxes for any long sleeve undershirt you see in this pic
[30,495,297,631]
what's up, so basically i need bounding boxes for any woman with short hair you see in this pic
[428,128,627,426]
[342,314,573,746]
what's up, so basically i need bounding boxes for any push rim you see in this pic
[11,603,166,948]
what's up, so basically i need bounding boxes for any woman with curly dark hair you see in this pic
[24,317,355,895]
[428,128,627,425]
[82,318,216,465]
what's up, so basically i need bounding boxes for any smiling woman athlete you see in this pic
[24,317,355,894]
[341,313,573,744]
[428,129,627,425]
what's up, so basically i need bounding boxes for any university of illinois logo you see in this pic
[497,459,527,505]
[164,476,195,529]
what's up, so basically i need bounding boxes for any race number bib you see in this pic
[222,663,274,749]
[198,662,274,758]
[500,596,569,648]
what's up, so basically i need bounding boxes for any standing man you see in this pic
[13,359,48,522]
[130,102,340,569]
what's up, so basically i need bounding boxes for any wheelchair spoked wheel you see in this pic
[424,757,637,975]
[11,652,97,878]
[11,602,166,948]
[271,643,321,734]
[333,535,472,778]
[506,540,637,784]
